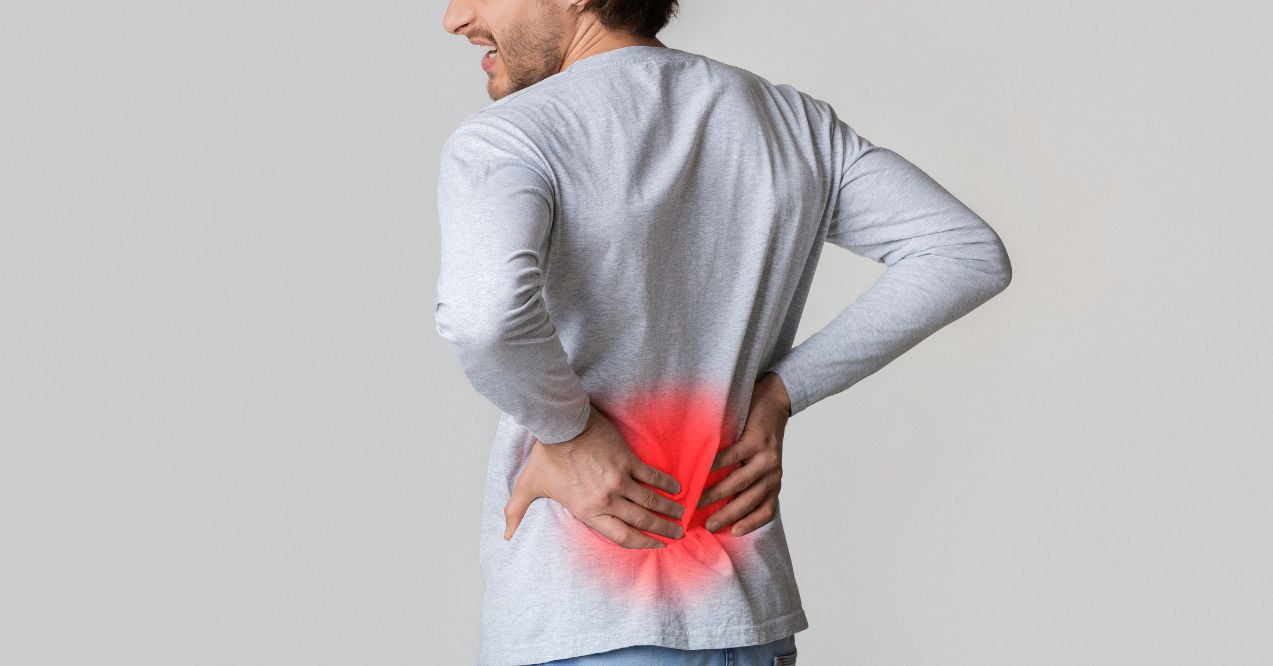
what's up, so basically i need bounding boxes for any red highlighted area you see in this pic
[550,380,753,604]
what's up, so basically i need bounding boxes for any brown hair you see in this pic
[584,0,681,39]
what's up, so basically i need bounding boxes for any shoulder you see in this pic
[445,74,570,149]
[700,53,846,133]
[440,111,554,184]
[439,72,576,169]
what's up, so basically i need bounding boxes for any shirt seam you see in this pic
[569,53,696,75]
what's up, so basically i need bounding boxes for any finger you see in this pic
[625,479,686,520]
[729,487,780,536]
[611,497,686,540]
[630,461,681,495]
[710,434,763,472]
[703,470,776,533]
[698,452,774,508]
[586,514,666,549]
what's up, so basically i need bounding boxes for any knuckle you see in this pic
[595,492,616,510]
[626,514,648,531]
[638,491,659,510]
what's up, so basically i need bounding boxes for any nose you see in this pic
[442,0,475,36]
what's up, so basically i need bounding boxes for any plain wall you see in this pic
[2,0,1270,664]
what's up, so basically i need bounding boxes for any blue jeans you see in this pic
[530,634,798,665]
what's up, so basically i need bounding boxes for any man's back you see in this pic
[435,44,1011,665]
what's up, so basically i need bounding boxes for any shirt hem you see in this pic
[479,608,810,666]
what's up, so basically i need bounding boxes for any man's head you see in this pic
[444,0,680,100]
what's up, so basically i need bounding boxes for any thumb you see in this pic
[504,474,536,541]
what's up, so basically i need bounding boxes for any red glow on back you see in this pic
[552,379,750,604]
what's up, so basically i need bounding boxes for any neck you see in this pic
[559,34,667,72]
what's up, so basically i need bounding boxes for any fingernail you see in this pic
[674,525,684,538]
[705,521,717,532]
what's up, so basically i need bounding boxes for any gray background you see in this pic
[2,1,1270,664]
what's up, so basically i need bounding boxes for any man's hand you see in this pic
[504,404,687,549]
[697,372,791,536]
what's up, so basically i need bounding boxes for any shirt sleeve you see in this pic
[434,122,592,444]
[764,116,1013,417]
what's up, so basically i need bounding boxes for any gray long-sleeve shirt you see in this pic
[435,45,1011,665]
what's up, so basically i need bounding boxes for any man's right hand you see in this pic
[503,404,687,549]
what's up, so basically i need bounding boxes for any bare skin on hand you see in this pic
[503,405,688,549]
[697,372,791,536]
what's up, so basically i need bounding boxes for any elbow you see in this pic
[931,233,1013,299]
[955,234,1012,303]
[438,324,501,351]
[966,241,1011,302]
[435,299,550,351]
[963,212,1013,297]
[989,248,1012,295]
[434,301,502,350]
[992,233,1013,293]
[967,222,1012,297]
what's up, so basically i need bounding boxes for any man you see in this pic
[435,1,1013,664]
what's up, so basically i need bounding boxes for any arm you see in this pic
[434,122,592,444]
[764,116,1013,417]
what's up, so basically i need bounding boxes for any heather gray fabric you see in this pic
[434,45,1011,666]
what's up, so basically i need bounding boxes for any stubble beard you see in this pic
[489,8,567,101]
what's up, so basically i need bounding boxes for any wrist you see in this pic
[759,372,792,417]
